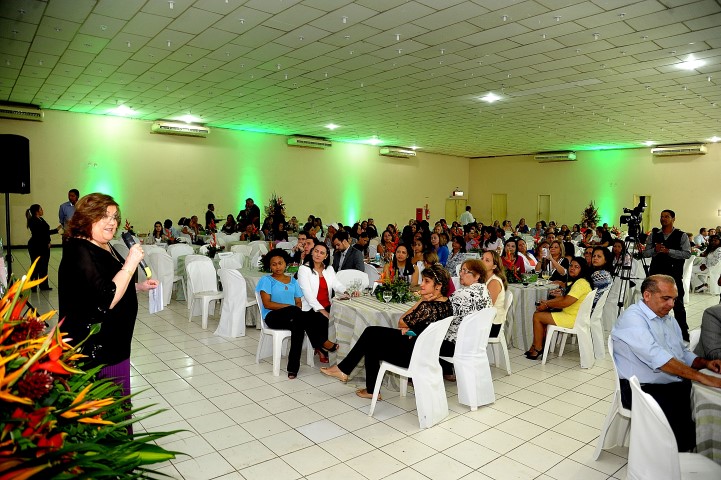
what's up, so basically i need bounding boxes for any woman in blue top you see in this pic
[257,248,337,379]
[431,232,449,266]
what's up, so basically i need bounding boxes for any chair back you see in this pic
[689,328,701,353]
[255,290,268,328]
[409,316,454,374]
[364,263,380,285]
[186,261,218,294]
[336,269,370,290]
[455,308,496,358]
[141,244,163,255]
[590,288,610,359]
[275,241,293,251]
[168,244,194,268]
[225,233,241,242]
[368,244,377,259]
[708,260,721,295]
[216,269,249,337]
[147,251,174,306]
[219,252,244,270]
[573,288,597,331]
[627,376,682,480]
[184,254,211,268]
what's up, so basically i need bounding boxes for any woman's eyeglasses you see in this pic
[460,268,473,275]
[102,213,120,222]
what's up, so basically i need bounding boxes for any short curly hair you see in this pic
[65,193,120,239]
[262,248,291,271]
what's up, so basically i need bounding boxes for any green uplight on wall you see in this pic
[589,149,630,226]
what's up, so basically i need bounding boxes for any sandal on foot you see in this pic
[525,347,544,360]
[288,372,297,380]
[443,374,456,382]
[323,341,340,353]
[320,367,347,383]
[315,348,329,364]
[356,389,381,400]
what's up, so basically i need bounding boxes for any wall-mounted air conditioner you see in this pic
[651,144,707,156]
[0,104,44,121]
[380,146,417,158]
[287,136,332,148]
[535,151,577,162]
[151,121,209,137]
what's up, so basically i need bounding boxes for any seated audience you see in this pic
[445,235,467,276]
[695,304,721,360]
[377,229,398,260]
[221,214,237,234]
[692,234,721,292]
[320,265,453,400]
[382,243,418,285]
[482,226,503,252]
[517,238,537,270]
[694,228,708,247]
[431,232,449,266]
[590,247,614,309]
[516,218,529,234]
[439,259,493,380]
[536,239,569,285]
[149,221,164,242]
[163,219,180,240]
[612,275,721,452]
[481,251,508,337]
[290,231,309,264]
[501,237,526,279]
[353,231,370,259]
[592,226,613,247]
[526,257,592,360]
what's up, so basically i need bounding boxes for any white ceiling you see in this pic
[1,0,720,157]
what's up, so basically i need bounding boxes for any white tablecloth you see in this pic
[507,283,555,351]
[692,369,721,465]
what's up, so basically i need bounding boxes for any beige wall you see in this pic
[0,110,469,246]
[468,145,721,234]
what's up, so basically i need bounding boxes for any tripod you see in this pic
[614,235,649,317]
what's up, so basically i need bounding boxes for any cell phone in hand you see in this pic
[405,330,417,336]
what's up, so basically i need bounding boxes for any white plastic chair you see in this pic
[681,257,694,304]
[275,241,293,252]
[688,328,701,353]
[147,251,174,306]
[440,308,497,411]
[593,336,632,460]
[186,261,224,329]
[168,244,194,299]
[541,288,597,368]
[487,290,513,375]
[183,254,212,305]
[368,244,377,260]
[703,260,721,295]
[627,376,721,479]
[215,269,257,337]
[364,263,380,287]
[218,252,243,270]
[230,244,251,266]
[335,269,369,290]
[254,291,314,376]
[368,316,454,428]
[589,289,610,360]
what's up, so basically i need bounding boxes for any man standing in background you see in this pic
[459,206,475,226]
[59,188,79,228]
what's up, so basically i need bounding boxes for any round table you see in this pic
[507,283,556,351]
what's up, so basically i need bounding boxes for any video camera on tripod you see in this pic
[619,196,646,240]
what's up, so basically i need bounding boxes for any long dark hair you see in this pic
[504,237,520,261]
[568,256,591,288]
[482,226,498,248]
[304,242,330,273]
[452,235,466,253]
[26,204,41,229]
[392,243,415,277]
[591,247,614,274]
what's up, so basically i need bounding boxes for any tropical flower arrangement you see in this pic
[240,225,260,242]
[374,266,416,303]
[0,261,180,479]
[264,193,286,219]
[580,201,600,227]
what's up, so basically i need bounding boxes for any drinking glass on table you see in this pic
[541,268,551,285]
[382,291,393,309]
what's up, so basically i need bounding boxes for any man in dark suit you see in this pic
[332,230,364,272]
[237,198,260,230]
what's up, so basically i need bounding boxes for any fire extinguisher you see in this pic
[424,203,430,220]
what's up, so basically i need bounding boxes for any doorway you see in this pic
[491,194,507,226]
[537,195,551,223]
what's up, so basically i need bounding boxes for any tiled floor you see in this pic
[12,249,719,480]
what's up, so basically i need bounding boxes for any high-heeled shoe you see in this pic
[525,347,544,360]
[320,366,347,382]
[315,348,329,364]
[323,342,340,353]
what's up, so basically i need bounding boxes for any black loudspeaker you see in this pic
[0,134,30,194]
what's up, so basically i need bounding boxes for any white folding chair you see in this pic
[541,289,597,368]
[254,291,314,376]
[186,261,224,329]
[218,252,243,270]
[682,257,694,304]
[688,328,701,353]
[230,244,251,267]
[168,244,194,300]
[275,241,293,252]
[364,263,380,287]
[440,308,497,411]
[487,291,513,375]
[183,254,212,305]
[627,376,721,479]
[215,269,257,337]
[336,269,369,290]
[589,289,610,360]
[368,316,454,428]
[593,336,632,460]
[147,251,174,306]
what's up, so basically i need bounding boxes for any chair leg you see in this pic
[272,334,284,376]
[368,366,388,416]
[593,408,619,460]
[188,297,194,322]
[542,330,555,365]
[400,377,408,397]
[255,334,265,364]
[304,334,314,367]
[499,336,512,375]
[558,333,569,357]
[201,299,209,329]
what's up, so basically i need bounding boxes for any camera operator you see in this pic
[643,209,691,341]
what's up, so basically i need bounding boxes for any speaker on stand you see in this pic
[0,134,31,280]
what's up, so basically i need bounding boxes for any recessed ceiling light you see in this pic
[480,92,501,103]
[643,140,656,146]
[325,123,339,130]
[708,136,720,143]
[678,56,705,70]
[368,136,381,145]
[178,114,201,123]
[108,105,136,116]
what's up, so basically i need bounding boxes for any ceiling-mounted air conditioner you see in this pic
[651,144,707,156]
[287,135,332,148]
[535,151,577,162]
[151,121,209,137]
[379,146,416,158]
[0,104,44,121]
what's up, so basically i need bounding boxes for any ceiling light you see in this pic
[643,141,656,146]
[708,136,720,143]
[678,56,705,70]
[178,114,201,123]
[480,92,501,103]
[367,136,381,145]
[410,145,419,150]
[325,123,339,130]
[108,105,136,116]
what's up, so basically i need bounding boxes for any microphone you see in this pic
[121,232,152,278]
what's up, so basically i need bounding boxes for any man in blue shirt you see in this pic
[58,188,79,228]
[612,274,721,451]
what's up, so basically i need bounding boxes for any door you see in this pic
[633,194,652,234]
[537,195,551,223]
[491,194,507,226]
[445,199,467,223]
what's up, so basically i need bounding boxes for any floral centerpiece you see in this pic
[265,193,286,219]
[580,201,600,227]
[374,265,415,303]
[0,261,180,479]
[241,225,260,242]
[205,231,224,258]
